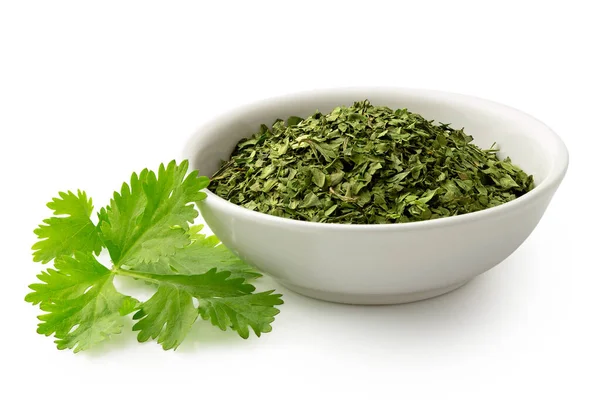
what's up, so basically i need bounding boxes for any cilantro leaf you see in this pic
[26,252,138,352]
[32,191,102,263]
[198,291,283,339]
[99,160,209,267]
[27,160,283,352]
[134,225,262,280]
[131,284,198,350]
[26,252,110,306]
[131,269,255,350]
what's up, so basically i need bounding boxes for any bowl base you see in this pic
[277,280,470,305]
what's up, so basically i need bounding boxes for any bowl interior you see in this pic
[186,88,563,188]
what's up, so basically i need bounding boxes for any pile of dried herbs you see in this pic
[208,100,534,224]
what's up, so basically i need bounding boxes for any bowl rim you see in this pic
[184,86,569,231]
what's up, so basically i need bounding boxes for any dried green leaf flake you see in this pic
[209,100,534,224]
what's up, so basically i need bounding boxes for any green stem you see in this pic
[113,267,159,284]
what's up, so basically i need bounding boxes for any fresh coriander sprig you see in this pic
[26,160,283,352]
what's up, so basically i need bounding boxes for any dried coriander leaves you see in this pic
[208,100,534,224]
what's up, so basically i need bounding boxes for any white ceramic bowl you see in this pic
[184,88,568,304]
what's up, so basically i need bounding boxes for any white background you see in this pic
[1,1,598,399]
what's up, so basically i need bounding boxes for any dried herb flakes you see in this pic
[209,101,534,224]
